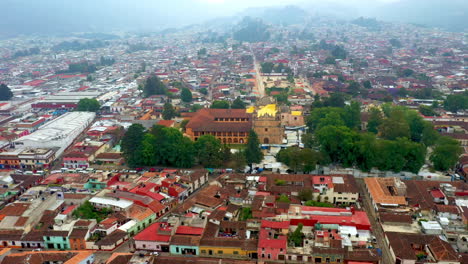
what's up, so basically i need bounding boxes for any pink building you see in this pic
[258,228,287,261]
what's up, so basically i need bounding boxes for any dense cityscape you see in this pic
[0,3,466,264]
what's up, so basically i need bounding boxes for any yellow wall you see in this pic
[199,246,255,258]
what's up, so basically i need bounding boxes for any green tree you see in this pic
[376,138,426,173]
[277,194,291,203]
[288,223,304,247]
[323,93,345,108]
[362,80,372,89]
[421,123,439,147]
[261,62,274,73]
[76,98,100,112]
[430,137,462,171]
[197,48,207,56]
[0,84,13,101]
[162,102,176,120]
[343,102,361,130]
[347,81,361,96]
[389,38,402,48]
[367,107,383,134]
[121,124,146,167]
[194,135,224,167]
[419,105,437,116]
[379,109,410,140]
[190,104,203,112]
[404,110,426,142]
[245,130,263,167]
[354,133,378,172]
[143,75,167,97]
[239,207,253,220]
[72,201,112,223]
[181,88,193,103]
[304,200,333,207]
[307,107,345,131]
[227,150,247,171]
[231,97,246,109]
[151,126,195,168]
[444,93,468,112]
[199,88,208,95]
[180,119,189,132]
[324,56,336,65]
[315,126,358,165]
[210,100,230,109]
[398,88,408,98]
[301,133,316,148]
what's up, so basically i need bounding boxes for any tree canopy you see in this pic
[276,147,321,173]
[121,124,146,168]
[430,136,462,171]
[181,88,193,103]
[162,103,176,120]
[194,135,224,167]
[0,84,13,101]
[444,93,468,112]
[245,130,263,166]
[76,98,100,112]
[210,100,230,109]
[143,75,167,97]
[231,97,246,109]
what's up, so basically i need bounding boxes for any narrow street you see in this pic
[356,178,394,264]
[249,44,265,97]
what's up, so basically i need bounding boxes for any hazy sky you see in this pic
[0,0,465,36]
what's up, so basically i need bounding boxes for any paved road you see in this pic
[249,44,265,97]
[356,178,394,264]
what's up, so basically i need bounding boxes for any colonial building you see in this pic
[251,97,284,145]
[185,109,252,144]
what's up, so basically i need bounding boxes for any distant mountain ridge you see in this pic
[369,0,467,32]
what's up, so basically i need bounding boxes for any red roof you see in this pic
[134,223,171,242]
[147,200,166,213]
[23,80,46,86]
[60,205,77,215]
[291,210,371,230]
[261,220,289,229]
[157,120,175,127]
[258,229,287,249]
[175,226,204,236]
[431,189,445,199]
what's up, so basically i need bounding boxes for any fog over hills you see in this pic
[0,0,465,38]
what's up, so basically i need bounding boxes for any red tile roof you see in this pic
[134,223,171,242]
[261,220,289,229]
[186,108,252,133]
[175,226,204,236]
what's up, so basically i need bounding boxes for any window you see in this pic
[142,244,146,248]
[63,237,66,241]
[264,128,268,132]
[11,241,15,245]
[233,251,238,255]
[176,247,179,253]
[201,250,206,254]
[326,257,330,263]
[217,250,223,254]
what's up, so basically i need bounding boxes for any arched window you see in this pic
[264,138,269,144]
